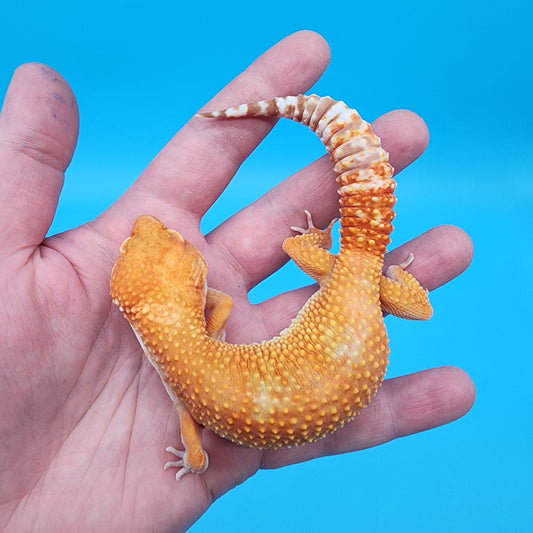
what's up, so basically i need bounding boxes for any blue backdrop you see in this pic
[1,1,531,531]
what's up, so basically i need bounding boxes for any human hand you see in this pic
[0,31,474,532]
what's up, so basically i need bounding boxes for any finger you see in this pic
[106,31,331,229]
[206,109,430,290]
[250,224,472,342]
[260,366,476,469]
[0,63,78,258]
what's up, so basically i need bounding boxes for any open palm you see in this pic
[0,31,474,532]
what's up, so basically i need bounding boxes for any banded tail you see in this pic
[197,94,396,255]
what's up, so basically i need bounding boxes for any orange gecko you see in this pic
[110,94,433,481]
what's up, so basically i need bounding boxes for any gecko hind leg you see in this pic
[380,253,433,320]
[282,210,337,283]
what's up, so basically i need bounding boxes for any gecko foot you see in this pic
[290,210,337,235]
[164,446,209,482]
[290,210,316,234]
[380,252,433,320]
[386,253,428,294]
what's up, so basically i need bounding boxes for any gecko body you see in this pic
[110,95,432,480]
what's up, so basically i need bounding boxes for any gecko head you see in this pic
[110,215,208,318]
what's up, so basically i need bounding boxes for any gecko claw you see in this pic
[397,252,415,270]
[291,210,337,235]
[164,446,209,482]
[290,210,316,234]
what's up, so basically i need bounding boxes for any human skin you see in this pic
[0,31,474,532]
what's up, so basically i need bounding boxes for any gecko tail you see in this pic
[195,94,390,165]
[196,95,333,126]
[197,94,396,255]
[196,95,347,135]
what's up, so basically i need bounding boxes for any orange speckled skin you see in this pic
[110,95,432,477]
[112,216,389,448]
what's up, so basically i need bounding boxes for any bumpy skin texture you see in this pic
[110,95,433,480]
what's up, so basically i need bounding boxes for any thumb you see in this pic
[0,63,79,258]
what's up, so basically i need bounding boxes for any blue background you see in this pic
[1,1,531,531]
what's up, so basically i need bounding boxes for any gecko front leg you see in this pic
[205,288,234,341]
[164,403,209,482]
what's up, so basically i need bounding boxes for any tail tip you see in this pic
[195,111,217,119]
